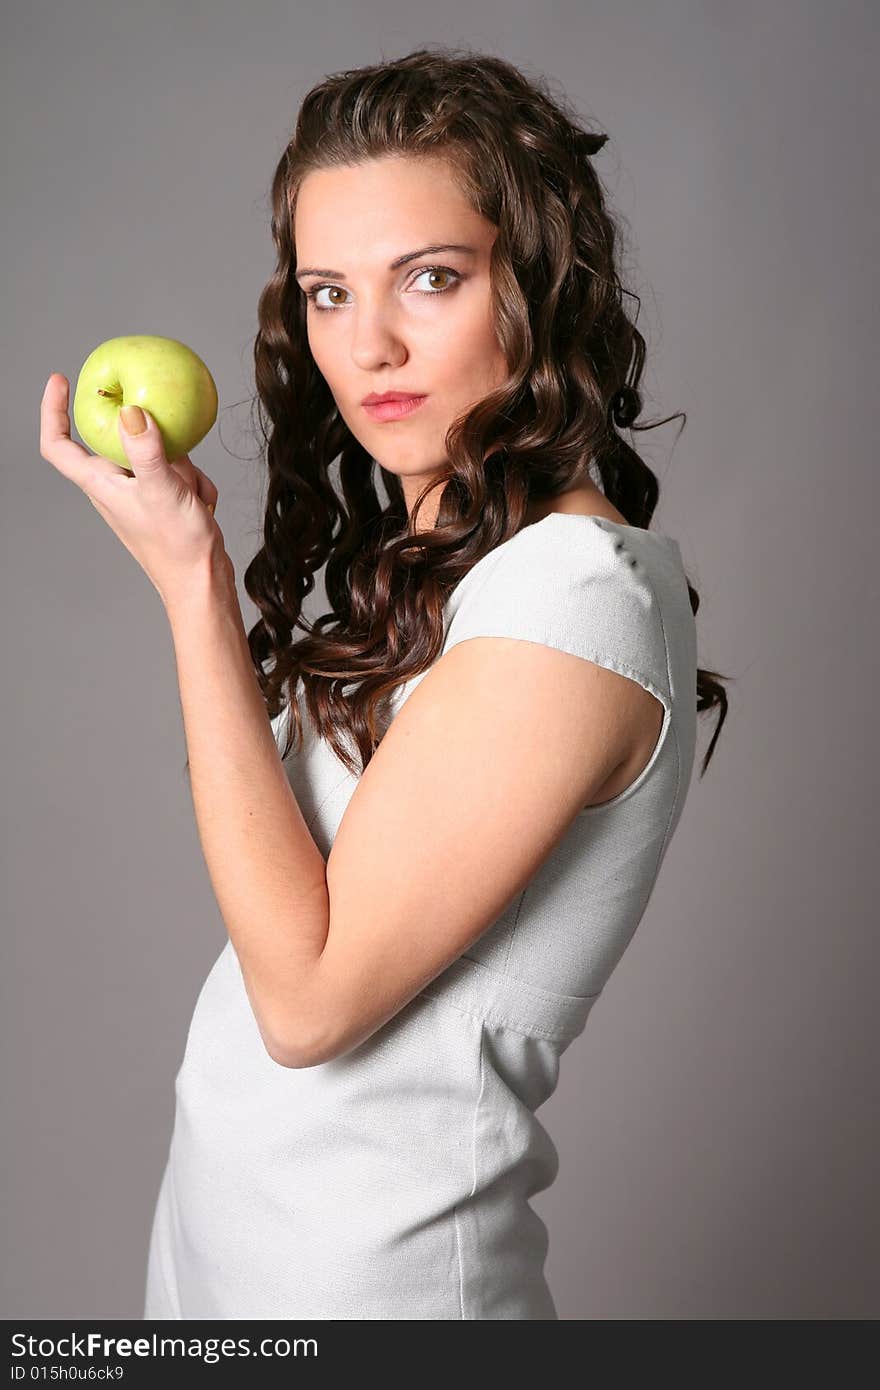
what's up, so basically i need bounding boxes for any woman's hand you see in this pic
[39,372,230,611]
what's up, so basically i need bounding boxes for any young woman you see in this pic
[41,47,729,1320]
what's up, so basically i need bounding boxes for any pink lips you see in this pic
[362,395,427,422]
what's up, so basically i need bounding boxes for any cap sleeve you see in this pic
[442,515,673,715]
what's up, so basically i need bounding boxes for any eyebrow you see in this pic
[294,243,479,282]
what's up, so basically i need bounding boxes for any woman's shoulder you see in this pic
[442,509,693,711]
[447,509,688,619]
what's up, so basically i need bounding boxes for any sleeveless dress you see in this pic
[142,513,698,1320]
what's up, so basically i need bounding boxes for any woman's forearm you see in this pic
[164,552,330,1063]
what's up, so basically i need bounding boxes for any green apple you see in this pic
[72,334,218,470]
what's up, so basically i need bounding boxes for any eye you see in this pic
[304,265,463,311]
[410,266,460,295]
[305,284,348,311]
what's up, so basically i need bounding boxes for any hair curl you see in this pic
[198,46,731,784]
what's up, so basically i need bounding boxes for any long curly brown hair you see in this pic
[223,46,730,783]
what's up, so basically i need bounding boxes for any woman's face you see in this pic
[293,155,508,528]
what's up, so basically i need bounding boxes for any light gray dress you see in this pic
[143,513,698,1320]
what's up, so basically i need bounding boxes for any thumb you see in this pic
[118,403,175,490]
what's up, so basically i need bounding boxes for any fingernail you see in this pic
[120,404,147,435]
[208,503,215,516]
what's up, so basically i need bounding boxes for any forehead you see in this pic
[293,156,488,254]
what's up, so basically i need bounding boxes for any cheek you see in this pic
[458,299,505,374]
[307,339,342,394]
[458,330,507,393]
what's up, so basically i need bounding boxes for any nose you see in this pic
[348,295,408,372]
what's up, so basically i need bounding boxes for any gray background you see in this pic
[3,0,876,1319]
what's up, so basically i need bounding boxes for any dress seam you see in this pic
[500,888,528,976]
[453,1023,485,1320]
[159,1159,185,1319]
[304,772,351,833]
[418,988,596,1043]
[649,561,684,867]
